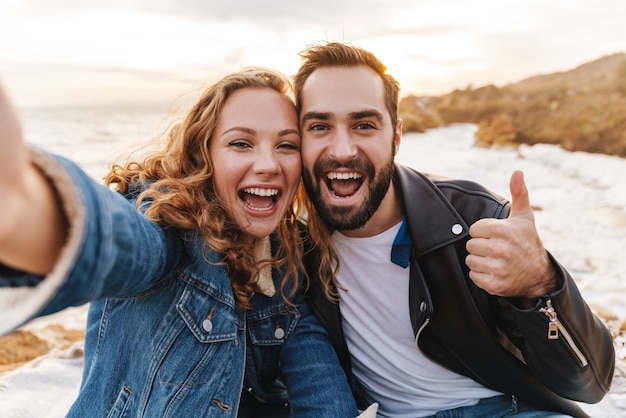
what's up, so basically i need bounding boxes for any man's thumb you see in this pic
[509,170,532,219]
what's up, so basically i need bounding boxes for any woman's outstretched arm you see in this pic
[0,86,68,274]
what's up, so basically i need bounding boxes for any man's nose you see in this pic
[328,130,357,162]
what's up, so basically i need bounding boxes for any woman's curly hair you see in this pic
[104,68,307,309]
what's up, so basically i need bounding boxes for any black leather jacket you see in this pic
[306,164,614,418]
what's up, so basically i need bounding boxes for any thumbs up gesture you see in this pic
[465,171,558,300]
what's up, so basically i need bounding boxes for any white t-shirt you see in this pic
[332,222,500,418]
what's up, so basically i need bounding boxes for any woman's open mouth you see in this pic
[239,187,280,211]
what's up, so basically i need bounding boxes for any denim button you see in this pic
[274,327,285,339]
[202,319,213,332]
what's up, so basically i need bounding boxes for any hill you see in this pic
[399,53,626,157]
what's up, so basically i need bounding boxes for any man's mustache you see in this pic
[313,159,375,179]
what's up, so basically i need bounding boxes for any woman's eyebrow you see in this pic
[279,128,300,137]
[222,126,256,135]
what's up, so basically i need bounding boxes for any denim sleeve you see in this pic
[0,149,185,334]
[279,299,358,418]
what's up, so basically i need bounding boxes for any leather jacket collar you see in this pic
[394,164,469,257]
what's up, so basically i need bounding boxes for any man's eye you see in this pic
[308,124,328,132]
[355,122,375,130]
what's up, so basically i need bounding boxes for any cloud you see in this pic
[135,0,388,21]
[2,61,210,108]
[2,0,625,106]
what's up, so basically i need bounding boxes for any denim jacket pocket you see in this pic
[177,283,238,343]
[152,283,239,387]
[105,386,133,418]
[247,302,301,346]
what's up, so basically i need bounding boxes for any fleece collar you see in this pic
[252,236,275,297]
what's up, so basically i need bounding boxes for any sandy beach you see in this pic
[1,124,625,417]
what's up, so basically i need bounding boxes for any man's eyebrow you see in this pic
[349,109,385,122]
[301,111,332,122]
[301,109,385,123]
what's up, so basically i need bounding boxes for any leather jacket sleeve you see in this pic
[399,165,615,408]
[495,252,615,403]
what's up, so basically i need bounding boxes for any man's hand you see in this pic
[465,170,558,300]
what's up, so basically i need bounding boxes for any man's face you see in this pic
[299,65,401,232]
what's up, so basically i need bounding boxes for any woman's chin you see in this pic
[238,221,279,242]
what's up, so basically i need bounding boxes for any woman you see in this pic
[0,69,361,417]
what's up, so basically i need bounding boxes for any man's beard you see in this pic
[303,157,394,231]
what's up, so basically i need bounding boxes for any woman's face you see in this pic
[210,87,301,241]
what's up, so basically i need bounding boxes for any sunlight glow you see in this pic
[1,1,624,107]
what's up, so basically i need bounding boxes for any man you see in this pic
[295,42,614,417]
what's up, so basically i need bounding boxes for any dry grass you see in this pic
[0,325,84,375]
[399,53,626,157]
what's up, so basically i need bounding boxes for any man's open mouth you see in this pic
[240,187,279,210]
[326,171,363,198]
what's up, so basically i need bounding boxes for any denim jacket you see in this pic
[0,150,358,418]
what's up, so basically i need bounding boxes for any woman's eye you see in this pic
[229,140,250,148]
[278,142,300,151]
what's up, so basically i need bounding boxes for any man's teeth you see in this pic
[326,172,362,180]
[243,187,279,197]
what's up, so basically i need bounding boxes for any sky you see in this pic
[0,0,625,108]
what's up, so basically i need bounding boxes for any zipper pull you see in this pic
[539,299,559,340]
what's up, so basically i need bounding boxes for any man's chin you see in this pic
[318,206,368,231]
[305,183,369,229]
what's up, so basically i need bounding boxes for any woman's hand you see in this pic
[0,85,27,201]
[0,86,68,274]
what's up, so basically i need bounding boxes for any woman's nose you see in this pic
[253,147,280,174]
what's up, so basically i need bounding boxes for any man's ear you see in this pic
[394,119,403,155]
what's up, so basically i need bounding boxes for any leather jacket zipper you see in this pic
[539,299,588,367]
[414,316,431,346]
